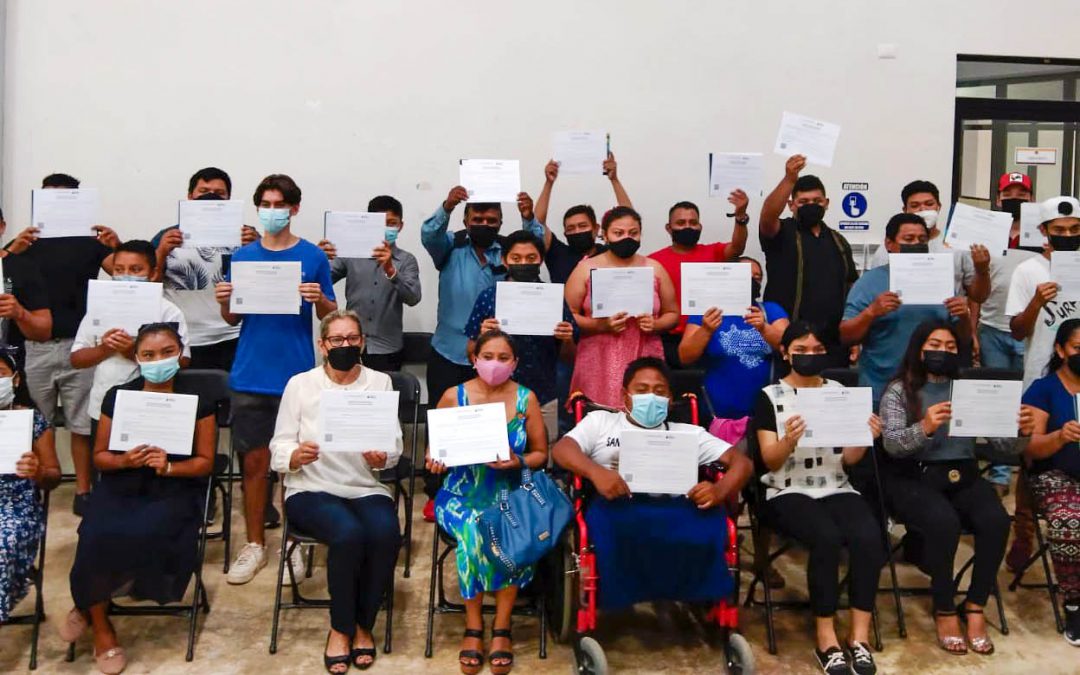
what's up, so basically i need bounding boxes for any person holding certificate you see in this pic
[269,309,403,672]
[60,323,216,675]
[565,206,678,408]
[0,347,58,624]
[425,330,547,675]
[751,321,885,675]
[880,320,1033,655]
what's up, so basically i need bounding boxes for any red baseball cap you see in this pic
[998,172,1032,192]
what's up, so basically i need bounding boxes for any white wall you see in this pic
[5,0,1080,332]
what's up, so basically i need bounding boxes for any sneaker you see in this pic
[847,642,877,675]
[281,544,308,585]
[423,499,435,523]
[205,488,218,526]
[1065,604,1080,647]
[226,543,267,585]
[72,492,91,518]
[264,501,281,530]
[814,647,849,675]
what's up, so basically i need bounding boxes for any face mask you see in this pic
[795,203,825,230]
[0,377,14,408]
[671,228,701,247]
[384,227,400,244]
[608,237,641,259]
[566,231,596,255]
[326,345,362,371]
[1001,198,1025,220]
[258,207,291,234]
[139,355,181,384]
[751,279,762,301]
[790,353,829,377]
[1050,234,1080,252]
[507,263,542,283]
[922,350,959,377]
[1067,354,1080,377]
[629,393,669,428]
[475,358,515,386]
[915,209,939,230]
[898,243,930,254]
[113,275,148,282]
[469,225,498,249]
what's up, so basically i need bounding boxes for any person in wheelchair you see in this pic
[752,320,885,675]
[551,356,751,612]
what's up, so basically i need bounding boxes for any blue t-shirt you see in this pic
[843,265,952,405]
[228,239,335,396]
[1021,373,1080,479]
[687,301,787,419]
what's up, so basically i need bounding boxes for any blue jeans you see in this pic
[978,325,1025,485]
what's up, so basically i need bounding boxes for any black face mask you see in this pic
[468,225,499,249]
[195,192,224,201]
[1050,234,1080,252]
[507,263,542,282]
[1067,354,1080,376]
[566,231,596,255]
[1000,198,1025,220]
[671,228,702,247]
[326,346,362,371]
[790,353,829,377]
[751,279,762,301]
[922,350,959,377]
[608,238,641,259]
[795,203,826,230]
[898,243,930,254]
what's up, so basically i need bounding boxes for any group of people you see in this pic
[0,156,1075,675]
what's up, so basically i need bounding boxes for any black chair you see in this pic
[402,332,434,367]
[1008,466,1066,633]
[7,491,51,670]
[669,368,714,428]
[385,370,422,577]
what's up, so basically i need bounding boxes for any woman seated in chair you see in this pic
[58,323,215,675]
[752,320,885,675]
[1020,318,1080,646]
[551,357,751,614]
[0,347,59,624]
[880,319,1033,656]
[270,309,403,673]
[426,329,548,675]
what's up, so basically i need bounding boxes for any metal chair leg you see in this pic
[383,574,394,654]
[269,521,291,654]
[425,524,440,658]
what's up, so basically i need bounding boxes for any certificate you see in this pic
[324,211,387,259]
[31,188,100,238]
[1051,251,1080,300]
[459,159,521,203]
[496,282,564,336]
[790,387,873,448]
[1019,202,1046,248]
[86,280,163,336]
[178,200,243,248]
[0,409,34,474]
[889,253,955,305]
[949,379,1022,438]
[709,152,763,198]
[945,203,1012,255]
[681,262,751,315]
[552,131,608,175]
[618,429,698,495]
[427,403,511,467]
[229,261,301,315]
[773,112,841,167]
[318,390,400,452]
[590,267,654,318]
[108,390,199,456]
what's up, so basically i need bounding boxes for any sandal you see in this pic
[459,627,484,675]
[350,646,376,670]
[489,627,514,675]
[960,606,995,655]
[93,646,127,675]
[323,630,351,674]
[934,611,967,655]
[57,607,89,643]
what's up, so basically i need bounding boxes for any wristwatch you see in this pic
[734,214,750,226]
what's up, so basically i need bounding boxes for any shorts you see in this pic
[230,391,280,454]
[190,338,240,372]
[25,338,93,435]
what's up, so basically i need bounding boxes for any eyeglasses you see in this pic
[324,335,363,348]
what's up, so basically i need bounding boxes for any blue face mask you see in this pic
[629,393,669,428]
[139,355,180,384]
[113,275,148,282]
[384,226,400,244]
[258,207,291,234]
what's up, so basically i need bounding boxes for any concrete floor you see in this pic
[2,480,1079,674]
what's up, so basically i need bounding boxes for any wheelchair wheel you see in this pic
[547,527,577,644]
[724,632,754,675]
[576,636,608,675]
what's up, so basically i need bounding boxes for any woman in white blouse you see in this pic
[270,309,403,673]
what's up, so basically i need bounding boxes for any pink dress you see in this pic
[570,270,664,408]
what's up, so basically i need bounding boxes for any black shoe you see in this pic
[814,646,849,675]
[1065,603,1080,647]
[847,642,877,675]
[264,501,281,530]
[205,489,218,526]
[72,492,90,518]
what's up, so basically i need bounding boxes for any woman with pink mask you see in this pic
[426,329,548,675]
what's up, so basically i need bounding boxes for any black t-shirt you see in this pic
[19,238,110,339]
[101,377,217,457]
[545,235,606,285]
[2,253,50,349]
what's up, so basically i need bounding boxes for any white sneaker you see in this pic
[226,543,267,585]
[280,544,308,586]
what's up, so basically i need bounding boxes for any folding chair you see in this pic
[7,490,51,670]
[385,370,421,577]
[1008,465,1066,633]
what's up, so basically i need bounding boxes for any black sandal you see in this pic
[350,646,376,670]
[459,627,484,675]
[324,631,351,674]
[489,627,514,675]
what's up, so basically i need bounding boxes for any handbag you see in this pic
[477,466,573,577]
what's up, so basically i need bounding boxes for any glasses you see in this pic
[324,335,363,348]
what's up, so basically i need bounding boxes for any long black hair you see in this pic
[1046,318,1080,374]
[0,345,37,408]
[891,319,958,419]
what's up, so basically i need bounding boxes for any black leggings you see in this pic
[763,492,886,617]
[884,473,1009,612]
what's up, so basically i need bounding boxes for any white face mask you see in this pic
[916,209,939,230]
[0,377,15,408]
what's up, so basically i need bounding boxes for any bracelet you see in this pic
[165,461,173,476]
[734,215,750,226]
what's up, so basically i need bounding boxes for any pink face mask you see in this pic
[475,358,515,386]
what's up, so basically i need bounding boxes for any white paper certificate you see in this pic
[945,203,1012,255]
[318,390,400,452]
[108,390,199,456]
[773,112,841,167]
[229,261,301,315]
[681,262,751,315]
[86,280,163,337]
[709,153,763,198]
[618,429,698,495]
[0,409,34,474]
[427,403,511,467]
[178,200,243,248]
[1051,251,1080,300]
[1019,202,1046,248]
[496,282,564,336]
[552,131,608,175]
[791,387,873,448]
[949,379,1022,438]
[31,188,100,238]
[459,159,521,203]
[324,211,387,259]
[590,267,654,318]
[889,253,955,305]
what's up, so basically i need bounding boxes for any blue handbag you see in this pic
[477,466,573,577]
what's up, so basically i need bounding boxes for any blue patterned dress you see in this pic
[0,409,50,622]
[435,383,534,599]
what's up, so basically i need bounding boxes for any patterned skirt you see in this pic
[0,478,44,622]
